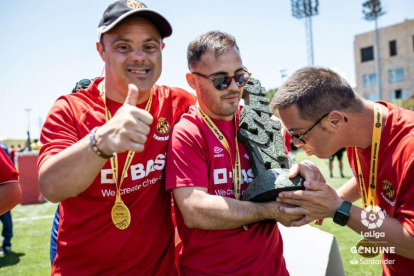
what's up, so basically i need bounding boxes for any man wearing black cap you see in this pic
[38,1,195,275]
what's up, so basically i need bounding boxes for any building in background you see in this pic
[354,19,414,102]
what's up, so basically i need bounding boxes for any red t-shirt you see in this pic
[284,131,292,153]
[346,102,414,276]
[166,106,288,276]
[38,78,195,276]
[0,148,19,184]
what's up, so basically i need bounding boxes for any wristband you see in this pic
[89,127,114,159]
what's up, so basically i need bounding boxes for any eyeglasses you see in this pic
[289,112,330,144]
[191,71,252,90]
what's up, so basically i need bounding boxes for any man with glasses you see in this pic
[38,1,195,274]
[165,31,300,275]
[271,67,414,275]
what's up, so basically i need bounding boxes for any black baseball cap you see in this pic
[97,0,172,42]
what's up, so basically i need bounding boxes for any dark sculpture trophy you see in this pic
[239,78,305,202]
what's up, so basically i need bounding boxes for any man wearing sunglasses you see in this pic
[165,31,299,275]
[38,1,195,275]
[271,67,414,276]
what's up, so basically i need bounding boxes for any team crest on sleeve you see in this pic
[382,180,395,201]
[126,0,147,9]
[156,117,171,135]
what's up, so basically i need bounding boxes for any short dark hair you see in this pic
[270,67,363,121]
[187,31,239,70]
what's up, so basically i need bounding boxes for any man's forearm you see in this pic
[186,195,277,230]
[336,176,361,203]
[0,182,22,215]
[173,187,297,230]
[346,205,414,260]
[39,136,107,203]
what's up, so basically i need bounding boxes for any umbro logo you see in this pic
[214,146,224,158]
[214,147,224,154]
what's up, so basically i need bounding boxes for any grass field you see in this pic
[0,201,57,276]
[0,150,382,275]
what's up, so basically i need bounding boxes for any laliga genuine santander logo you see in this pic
[352,206,396,259]
[361,205,385,229]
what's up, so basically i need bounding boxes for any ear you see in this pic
[186,73,197,90]
[96,42,105,62]
[161,41,165,50]
[327,111,347,128]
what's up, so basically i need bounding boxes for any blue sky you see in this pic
[0,0,412,139]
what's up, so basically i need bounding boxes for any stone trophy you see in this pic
[239,78,305,202]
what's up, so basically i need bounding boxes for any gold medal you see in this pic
[356,238,380,258]
[111,195,131,230]
[98,81,153,230]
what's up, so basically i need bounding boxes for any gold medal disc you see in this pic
[356,238,380,258]
[111,201,131,230]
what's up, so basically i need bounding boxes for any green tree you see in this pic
[266,88,278,101]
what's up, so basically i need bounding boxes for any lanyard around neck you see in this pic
[98,81,153,201]
[197,104,242,200]
[355,103,383,209]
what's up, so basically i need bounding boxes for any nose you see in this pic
[228,76,239,91]
[292,136,305,147]
[131,49,145,64]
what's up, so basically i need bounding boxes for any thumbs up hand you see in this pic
[94,84,154,155]
[124,84,139,106]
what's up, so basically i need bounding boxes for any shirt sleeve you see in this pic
[0,148,19,184]
[396,157,414,236]
[37,97,81,171]
[165,116,209,190]
[171,88,197,123]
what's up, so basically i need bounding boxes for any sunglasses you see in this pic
[72,78,99,93]
[78,79,92,88]
[192,71,252,90]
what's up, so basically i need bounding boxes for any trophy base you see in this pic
[242,168,305,202]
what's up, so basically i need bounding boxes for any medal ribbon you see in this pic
[355,103,382,210]
[197,105,242,200]
[98,81,153,202]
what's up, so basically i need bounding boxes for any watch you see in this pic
[333,200,352,226]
